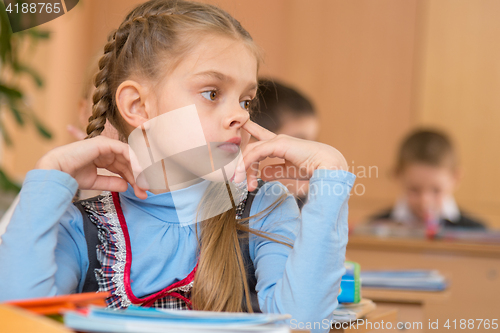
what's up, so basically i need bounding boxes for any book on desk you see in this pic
[64,305,291,333]
[360,270,448,291]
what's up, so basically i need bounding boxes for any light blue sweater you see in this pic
[0,168,355,333]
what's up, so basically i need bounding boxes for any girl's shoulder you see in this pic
[58,195,94,239]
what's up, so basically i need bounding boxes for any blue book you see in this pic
[360,270,447,291]
[63,305,291,333]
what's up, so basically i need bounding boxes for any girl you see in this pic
[0,0,355,331]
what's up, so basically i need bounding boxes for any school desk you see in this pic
[1,301,396,333]
[0,304,72,333]
[289,306,398,333]
[329,306,398,333]
[346,235,500,333]
[359,289,449,333]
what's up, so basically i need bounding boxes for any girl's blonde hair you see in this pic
[85,0,291,312]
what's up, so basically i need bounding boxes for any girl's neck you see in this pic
[137,155,205,195]
[148,178,204,195]
[169,178,206,192]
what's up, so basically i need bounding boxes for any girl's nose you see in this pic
[225,105,250,129]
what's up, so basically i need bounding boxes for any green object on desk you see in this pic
[46,314,64,324]
[338,261,361,303]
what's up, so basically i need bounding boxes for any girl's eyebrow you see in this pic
[193,70,231,82]
[192,70,257,91]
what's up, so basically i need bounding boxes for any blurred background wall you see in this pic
[1,0,500,228]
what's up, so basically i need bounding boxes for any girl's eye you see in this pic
[201,90,218,101]
[240,100,251,111]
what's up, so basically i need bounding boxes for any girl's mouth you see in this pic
[217,137,241,154]
[217,142,239,154]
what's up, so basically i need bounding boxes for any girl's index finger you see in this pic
[242,120,276,141]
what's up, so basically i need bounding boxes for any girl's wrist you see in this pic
[316,156,348,171]
[35,153,62,171]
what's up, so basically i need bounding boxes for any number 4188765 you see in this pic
[444,319,498,329]
[6,2,61,14]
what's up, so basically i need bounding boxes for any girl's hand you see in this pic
[35,136,148,199]
[235,120,348,191]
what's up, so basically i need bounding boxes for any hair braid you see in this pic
[85,11,172,140]
[85,36,117,139]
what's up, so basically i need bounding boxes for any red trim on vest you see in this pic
[111,192,197,308]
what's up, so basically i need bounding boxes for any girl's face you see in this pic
[151,35,257,152]
[116,35,257,190]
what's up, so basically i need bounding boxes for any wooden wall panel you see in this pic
[415,0,500,228]
[283,0,418,224]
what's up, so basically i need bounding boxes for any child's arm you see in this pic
[0,137,146,302]
[249,169,354,330]
[237,120,352,331]
[0,170,88,301]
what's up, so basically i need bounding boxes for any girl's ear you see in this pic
[116,80,151,129]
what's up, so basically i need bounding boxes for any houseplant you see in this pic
[0,1,52,193]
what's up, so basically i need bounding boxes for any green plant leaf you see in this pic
[12,63,44,87]
[33,117,52,139]
[0,0,13,64]
[0,2,52,150]
[0,168,21,193]
[0,84,23,100]
[0,120,13,146]
[9,103,25,126]
[28,29,51,40]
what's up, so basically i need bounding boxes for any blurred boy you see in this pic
[372,129,485,229]
[253,78,318,141]
[252,78,319,208]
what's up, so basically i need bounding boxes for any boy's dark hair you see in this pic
[253,78,316,133]
[396,129,458,174]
